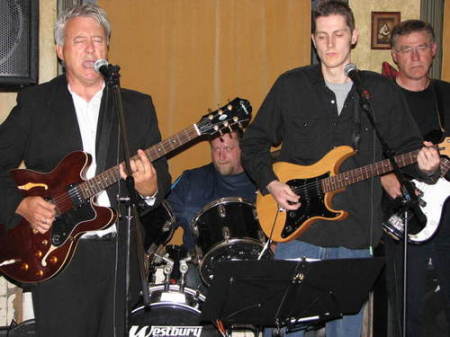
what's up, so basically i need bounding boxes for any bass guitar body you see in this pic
[256,146,355,242]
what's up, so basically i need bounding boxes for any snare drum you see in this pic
[129,284,220,337]
[191,197,271,286]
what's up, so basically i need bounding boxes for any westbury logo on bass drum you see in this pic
[129,325,203,337]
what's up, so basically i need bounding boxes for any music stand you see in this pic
[201,258,384,329]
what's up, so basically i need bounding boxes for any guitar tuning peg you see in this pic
[228,126,233,133]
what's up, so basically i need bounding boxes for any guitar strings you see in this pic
[48,111,241,214]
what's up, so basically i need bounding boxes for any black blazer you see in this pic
[0,75,171,229]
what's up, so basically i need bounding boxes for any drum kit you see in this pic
[133,197,273,337]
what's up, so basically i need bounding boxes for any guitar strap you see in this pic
[352,91,362,150]
[430,80,446,134]
[95,86,114,175]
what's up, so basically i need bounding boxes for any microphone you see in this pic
[344,63,370,100]
[94,59,110,77]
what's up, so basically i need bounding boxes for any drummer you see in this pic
[166,130,256,285]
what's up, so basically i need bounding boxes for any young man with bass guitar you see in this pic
[241,2,440,337]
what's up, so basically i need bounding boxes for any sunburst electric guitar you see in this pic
[0,98,251,284]
[257,138,450,242]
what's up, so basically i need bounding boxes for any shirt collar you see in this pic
[67,82,105,103]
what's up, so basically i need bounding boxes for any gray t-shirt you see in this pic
[326,81,353,115]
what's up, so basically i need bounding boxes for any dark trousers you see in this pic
[384,198,450,337]
[32,234,141,337]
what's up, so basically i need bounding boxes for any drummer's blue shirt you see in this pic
[167,163,256,249]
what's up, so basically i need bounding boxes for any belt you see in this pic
[81,232,117,241]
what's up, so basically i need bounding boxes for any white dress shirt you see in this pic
[68,84,157,238]
[69,84,116,237]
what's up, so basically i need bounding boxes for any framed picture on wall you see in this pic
[371,12,401,49]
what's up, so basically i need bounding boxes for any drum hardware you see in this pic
[222,227,231,241]
[218,204,226,218]
[179,256,191,288]
[159,254,174,287]
[150,245,193,288]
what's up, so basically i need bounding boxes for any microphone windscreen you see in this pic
[94,59,108,73]
[344,63,357,76]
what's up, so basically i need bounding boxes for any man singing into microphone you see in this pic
[241,1,439,337]
[0,3,170,337]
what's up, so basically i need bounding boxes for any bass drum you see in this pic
[191,197,272,286]
[129,284,221,337]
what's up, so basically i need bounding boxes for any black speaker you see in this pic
[0,0,38,87]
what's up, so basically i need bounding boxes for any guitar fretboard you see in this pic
[77,125,199,199]
[321,149,420,193]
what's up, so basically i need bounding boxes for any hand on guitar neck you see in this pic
[382,141,441,199]
[416,141,441,175]
[266,180,301,211]
[118,149,158,197]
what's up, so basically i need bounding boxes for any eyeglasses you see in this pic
[395,43,432,55]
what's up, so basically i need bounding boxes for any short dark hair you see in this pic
[209,129,243,143]
[312,0,355,34]
[390,20,435,49]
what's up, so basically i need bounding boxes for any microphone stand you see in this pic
[103,65,151,336]
[354,83,422,337]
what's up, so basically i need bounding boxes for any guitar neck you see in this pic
[322,149,420,193]
[77,124,200,199]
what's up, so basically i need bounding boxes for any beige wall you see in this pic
[99,0,311,179]
[350,0,421,73]
[0,0,58,325]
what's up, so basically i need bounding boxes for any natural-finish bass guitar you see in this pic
[257,138,450,242]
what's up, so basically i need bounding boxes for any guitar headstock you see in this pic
[196,97,252,137]
[439,137,450,158]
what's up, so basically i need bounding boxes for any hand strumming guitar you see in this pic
[16,196,56,234]
[266,180,301,211]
